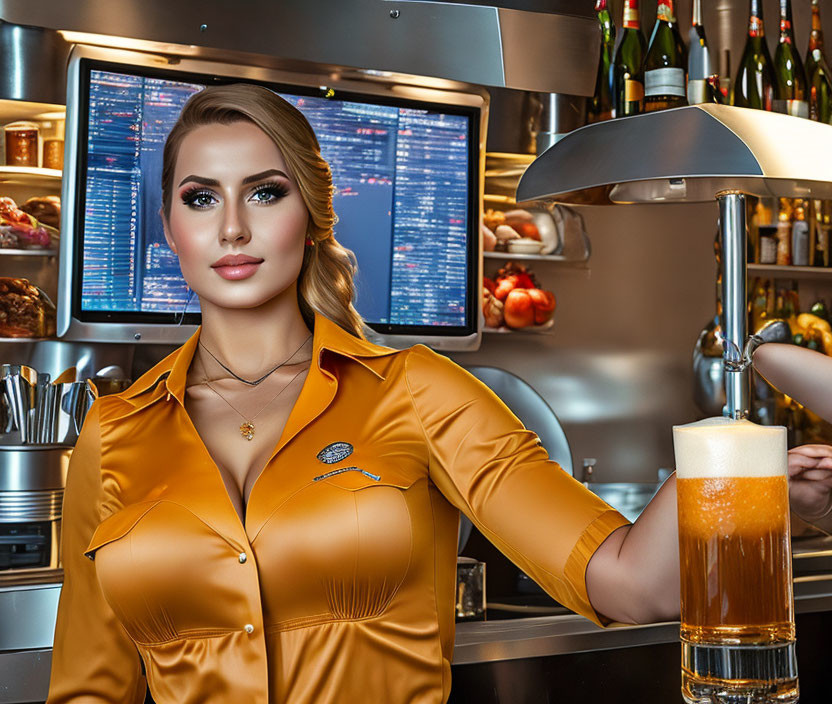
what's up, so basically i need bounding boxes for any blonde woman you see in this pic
[49,83,702,703]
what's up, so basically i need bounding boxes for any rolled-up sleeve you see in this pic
[404,344,630,626]
[47,398,146,703]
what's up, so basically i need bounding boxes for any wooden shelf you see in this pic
[0,166,62,187]
[748,264,832,280]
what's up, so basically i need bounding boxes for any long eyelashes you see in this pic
[179,182,290,209]
[250,183,289,203]
[181,187,216,209]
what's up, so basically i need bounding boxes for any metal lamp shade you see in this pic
[517,104,832,206]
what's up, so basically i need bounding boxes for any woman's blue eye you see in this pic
[250,183,289,204]
[182,189,217,209]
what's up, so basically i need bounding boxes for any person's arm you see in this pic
[585,473,679,623]
[753,343,832,423]
[752,343,832,528]
[47,399,146,704]
[404,344,678,626]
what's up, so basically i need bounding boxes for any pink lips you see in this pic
[211,254,264,281]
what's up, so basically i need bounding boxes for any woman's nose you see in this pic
[219,200,251,245]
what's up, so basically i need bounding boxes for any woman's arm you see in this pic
[752,343,832,527]
[753,343,832,422]
[586,474,680,624]
[405,344,671,627]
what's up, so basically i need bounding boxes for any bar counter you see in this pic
[3,537,832,704]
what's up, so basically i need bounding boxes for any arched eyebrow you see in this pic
[178,169,290,188]
[242,169,290,185]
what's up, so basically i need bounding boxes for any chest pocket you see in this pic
[83,500,255,645]
[85,501,162,561]
[255,464,421,631]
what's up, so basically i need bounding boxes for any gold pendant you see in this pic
[240,421,255,441]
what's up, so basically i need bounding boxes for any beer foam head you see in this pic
[673,417,787,479]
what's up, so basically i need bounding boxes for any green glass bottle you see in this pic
[732,0,774,110]
[588,0,615,123]
[644,1,688,112]
[773,0,808,117]
[806,0,832,123]
[611,0,646,118]
[687,0,713,105]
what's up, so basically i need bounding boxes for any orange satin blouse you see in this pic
[47,310,630,704]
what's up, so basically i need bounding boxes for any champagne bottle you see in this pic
[732,0,774,110]
[611,0,646,118]
[644,1,688,112]
[806,0,832,123]
[773,0,808,118]
[589,0,616,123]
[687,0,712,104]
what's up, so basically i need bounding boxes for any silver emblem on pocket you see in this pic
[316,441,354,464]
[313,466,381,482]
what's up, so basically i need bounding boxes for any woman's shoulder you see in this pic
[94,352,178,425]
[404,343,488,401]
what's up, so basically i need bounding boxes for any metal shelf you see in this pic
[483,318,554,335]
[0,166,61,188]
[748,264,832,280]
[0,248,57,257]
[484,251,588,264]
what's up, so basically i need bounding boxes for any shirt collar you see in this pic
[121,310,399,406]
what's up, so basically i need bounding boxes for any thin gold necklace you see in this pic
[198,353,309,440]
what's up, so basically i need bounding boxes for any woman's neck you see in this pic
[194,287,314,382]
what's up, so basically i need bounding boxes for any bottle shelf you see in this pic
[0,166,62,188]
[748,264,832,280]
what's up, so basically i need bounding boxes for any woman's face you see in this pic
[163,120,309,311]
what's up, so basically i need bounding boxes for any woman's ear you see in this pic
[160,209,177,254]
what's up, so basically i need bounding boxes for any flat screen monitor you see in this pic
[58,45,484,350]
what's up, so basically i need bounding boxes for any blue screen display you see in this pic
[81,69,472,327]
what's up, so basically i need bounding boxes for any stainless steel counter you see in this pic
[4,537,832,704]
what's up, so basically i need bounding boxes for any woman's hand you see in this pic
[788,444,832,523]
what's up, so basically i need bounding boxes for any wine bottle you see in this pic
[773,0,808,118]
[806,0,832,123]
[588,0,616,123]
[792,200,810,266]
[814,201,830,267]
[611,0,646,118]
[644,1,688,112]
[687,0,712,104]
[732,0,774,110]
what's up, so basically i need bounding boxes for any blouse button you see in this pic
[238,552,247,564]
[244,624,255,634]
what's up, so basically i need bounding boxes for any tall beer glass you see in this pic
[673,417,798,704]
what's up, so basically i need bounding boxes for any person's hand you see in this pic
[787,444,832,522]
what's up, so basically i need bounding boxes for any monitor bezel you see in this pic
[58,44,485,350]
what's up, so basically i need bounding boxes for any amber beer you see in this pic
[673,418,798,704]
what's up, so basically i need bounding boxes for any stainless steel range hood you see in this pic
[517,104,832,205]
[0,0,598,95]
